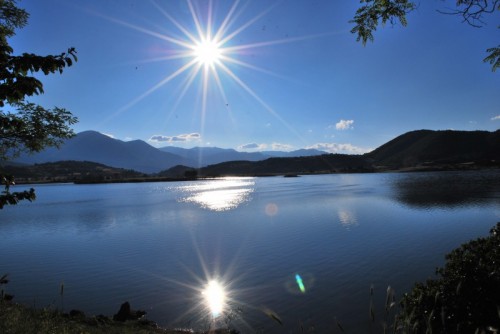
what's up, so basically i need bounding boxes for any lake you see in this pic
[1,170,499,333]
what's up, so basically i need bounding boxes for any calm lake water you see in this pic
[1,171,499,333]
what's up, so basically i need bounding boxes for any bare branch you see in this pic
[437,0,500,28]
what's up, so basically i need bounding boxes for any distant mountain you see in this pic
[158,146,268,166]
[13,131,327,174]
[14,131,195,173]
[157,146,327,166]
[11,129,500,176]
[160,129,500,176]
[365,129,500,168]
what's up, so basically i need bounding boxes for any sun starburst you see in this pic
[95,0,337,140]
[192,38,223,67]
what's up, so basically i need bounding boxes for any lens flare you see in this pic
[295,274,305,293]
[202,280,226,317]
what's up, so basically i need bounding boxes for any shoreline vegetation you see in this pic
[0,300,237,334]
[6,161,499,186]
[5,129,499,185]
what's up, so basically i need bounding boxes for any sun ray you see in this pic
[151,0,199,44]
[220,56,294,81]
[187,0,206,42]
[169,64,203,115]
[217,3,280,46]
[200,64,210,134]
[94,11,194,49]
[104,58,199,125]
[206,0,213,40]
[218,62,305,140]
[135,53,194,65]
[213,0,241,42]
[89,0,338,150]
[225,31,345,53]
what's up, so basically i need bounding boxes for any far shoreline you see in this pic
[12,165,499,186]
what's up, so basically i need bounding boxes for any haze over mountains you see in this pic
[194,129,500,176]
[13,130,326,173]
[10,129,500,177]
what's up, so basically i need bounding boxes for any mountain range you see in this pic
[193,129,500,176]
[11,130,500,176]
[12,130,326,173]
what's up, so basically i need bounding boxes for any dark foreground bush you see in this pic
[397,222,500,333]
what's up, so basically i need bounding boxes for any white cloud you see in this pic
[306,142,371,154]
[149,133,201,143]
[102,133,115,138]
[491,115,500,121]
[271,143,294,151]
[335,119,354,130]
[238,143,267,150]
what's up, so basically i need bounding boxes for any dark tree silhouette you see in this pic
[351,0,500,71]
[0,0,77,209]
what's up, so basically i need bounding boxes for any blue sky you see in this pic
[11,0,500,153]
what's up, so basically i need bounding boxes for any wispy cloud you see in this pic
[238,142,267,150]
[271,142,294,151]
[335,119,354,130]
[102,132,115,138]
[238,142,294,151]
[491,115,500,121]
[306,142,370,154]
[149,132,201,143]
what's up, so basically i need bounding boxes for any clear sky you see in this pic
[11,0,500,153]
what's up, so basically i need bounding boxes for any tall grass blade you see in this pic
[263,307,283,326]
[60,281,64,312]
[334,317,345,332]
[370,300,375,322]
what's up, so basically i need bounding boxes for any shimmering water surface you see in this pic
[1,171,499,332]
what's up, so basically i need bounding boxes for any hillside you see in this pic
[159,146,326,166]
[13,131,327,173]
[159,146,268,166]
[3,161,144,183]
[14,131,195,173]
[198,154,373,176]
[9,129,500,179]
[171,129,500,176]
[366,129,500,168]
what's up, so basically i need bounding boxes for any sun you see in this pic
[107,0,326,134]
[202,280,226,317]
[192,38,223,67]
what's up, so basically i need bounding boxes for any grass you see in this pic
[0,300,238,334]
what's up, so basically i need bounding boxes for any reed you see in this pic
[59,281,64,312]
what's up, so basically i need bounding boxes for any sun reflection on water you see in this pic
[338,209,358,228]
[177,177,255,211]
[202,280,226,317]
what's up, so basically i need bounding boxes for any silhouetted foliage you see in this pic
[351,0,500,71]
[184,169,198,179]
[350,0,415,45]
[0,0,77,209]
[397,222,500,333]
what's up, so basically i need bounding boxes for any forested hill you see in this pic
[198,154,373,176]
[5,130,500,181]
[365,130,500,168]
[3,161,143,183]
[194,129,500,176]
